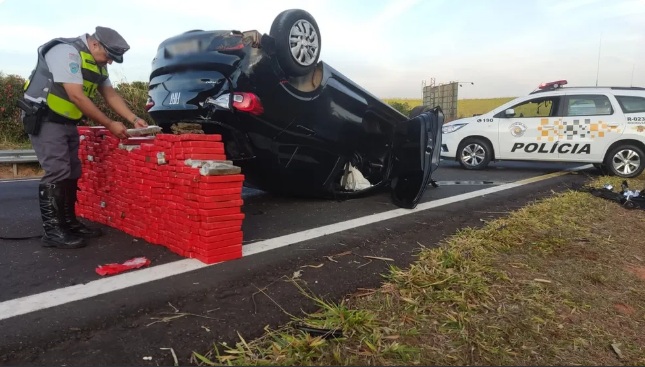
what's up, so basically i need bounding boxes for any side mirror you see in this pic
[504,108,515,117]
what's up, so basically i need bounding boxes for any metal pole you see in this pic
[595,34,602,87]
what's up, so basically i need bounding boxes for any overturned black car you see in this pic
[146,9,443,209]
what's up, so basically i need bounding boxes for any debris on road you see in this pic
[300,263,324,269]
[584,180,645,210]
[362,255,394,262]
[325,250,352,263]
[95,257,151,276]
[160,347,179,366]
[147,303,219,326]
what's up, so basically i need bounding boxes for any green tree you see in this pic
[91,81,152,127]
[0,73,28,143]
[387,101,411,116]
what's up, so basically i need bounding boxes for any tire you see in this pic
[270,9,321,77]
[458,138,492,170]
[604,144,645,178]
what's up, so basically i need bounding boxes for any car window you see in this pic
[565,94,613,116]
[615,95,645,113]
[503,96,560,118]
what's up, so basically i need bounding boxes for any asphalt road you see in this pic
[0,160,596,365]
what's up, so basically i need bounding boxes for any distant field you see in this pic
[383,97,516,119]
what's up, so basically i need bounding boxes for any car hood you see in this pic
[444,116,475,127]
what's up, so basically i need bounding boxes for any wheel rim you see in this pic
[289,19,319,66]
[461,143,486,167]
[611,149,641,176]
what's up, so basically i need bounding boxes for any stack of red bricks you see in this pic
[76,126,244,264]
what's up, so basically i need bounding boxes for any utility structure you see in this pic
[422,79,473,122]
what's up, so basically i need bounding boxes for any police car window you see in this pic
[615,96,645,113]
[565,95,613,116]
[509,97,558,118]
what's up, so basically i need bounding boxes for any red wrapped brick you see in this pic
[76,129,245,264]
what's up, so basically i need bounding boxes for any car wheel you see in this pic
[458,138,492,170]
[270,9,321,77]
[604,144,645,178]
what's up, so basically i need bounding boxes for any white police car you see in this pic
[441,80,645,177]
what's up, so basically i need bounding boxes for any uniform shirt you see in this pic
[44,34,112,87]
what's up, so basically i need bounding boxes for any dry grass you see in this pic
[382,97,515,119]
[0,136,31,150]
[195,174,645,366]
[0,162,43,179]
[457,97,515,118]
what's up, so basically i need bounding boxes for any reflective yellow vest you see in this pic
[24,36,109,121]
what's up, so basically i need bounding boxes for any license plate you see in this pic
[168,92,181,105]
[166,39,199,56]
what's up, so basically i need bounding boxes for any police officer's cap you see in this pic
[93,26,130,63]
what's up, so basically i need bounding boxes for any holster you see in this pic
[17,98,47,136]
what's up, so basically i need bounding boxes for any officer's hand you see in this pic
[108,120,129,139]
[134,118,149,129]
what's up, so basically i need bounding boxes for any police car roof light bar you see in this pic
[538,80,568,90]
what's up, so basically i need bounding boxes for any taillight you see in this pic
[232,93,264,115]
[145,97,155,111]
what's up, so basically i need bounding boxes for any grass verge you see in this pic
[0,131,31,150]
[193,174,645,366]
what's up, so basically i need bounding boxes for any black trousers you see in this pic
[29,120,81,184]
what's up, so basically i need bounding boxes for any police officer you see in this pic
[22,26,149,249]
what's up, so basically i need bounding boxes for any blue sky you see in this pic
[0,0,643,99]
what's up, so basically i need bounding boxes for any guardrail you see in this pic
[0,150,38,177]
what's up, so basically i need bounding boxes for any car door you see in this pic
[494,95,563,161]
[390,107,444,209]
[559,93,624,162]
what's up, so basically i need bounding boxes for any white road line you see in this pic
[242,168,583,256]
[0,260,207,321]
[0,166,589,321]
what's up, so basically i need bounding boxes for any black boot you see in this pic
[39,183,86,249]
[62,179,103,238]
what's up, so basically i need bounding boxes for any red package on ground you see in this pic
[95,257,151,276]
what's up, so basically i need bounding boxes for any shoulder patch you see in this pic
[69,62,80,74]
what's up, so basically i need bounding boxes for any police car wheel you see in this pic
[605,144,645,178]
[458,138,492,170]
